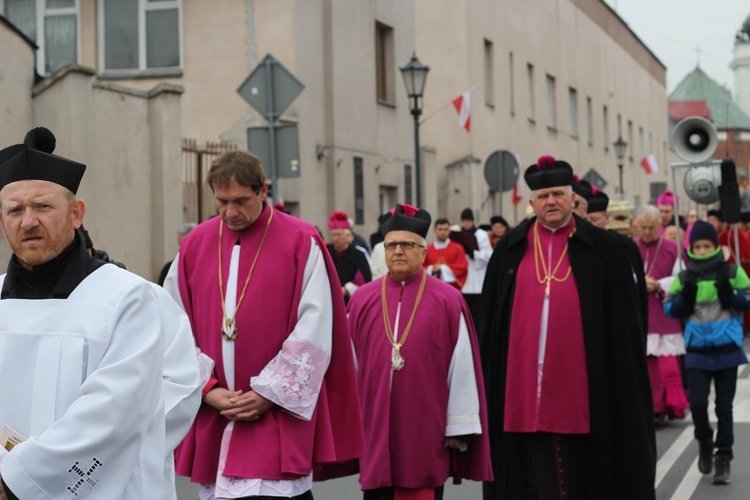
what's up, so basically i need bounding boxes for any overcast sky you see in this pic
[604,0,749,96]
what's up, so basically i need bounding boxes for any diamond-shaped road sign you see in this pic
[583,168,608,190]
[237,54,304,120]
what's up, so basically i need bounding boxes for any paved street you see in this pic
[177,350,750,500]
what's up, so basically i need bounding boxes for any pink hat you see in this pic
[328,211,350,230]
[656,190,678,206]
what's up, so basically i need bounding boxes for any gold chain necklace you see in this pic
[381,270,428,370]
[218,208,274,340]
[533,220,574,298]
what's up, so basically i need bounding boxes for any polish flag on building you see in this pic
[641,154,659,174]
[512,152,525,205]
[452,89,472,132]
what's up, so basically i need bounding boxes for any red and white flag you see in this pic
[452,89,472,132]
[512,152,525,205]
[641,154,659,175]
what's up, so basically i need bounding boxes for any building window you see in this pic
[484,39,494,106]
[650,182,667,204]
[649,131,653,154]
[639,126,645,157]
[404,164,413,205]
[586,97,593,145]
[627,120,634,161]
[526,63,535,121]
[3,0,79,75]
[617,113,622,138]
[100,0,182,74]
[375,21,395,105]
[603,105,609,152]
[546,74,556,129]
[509,52,515,116]
[568,87,578,138]
[354,157,364,225]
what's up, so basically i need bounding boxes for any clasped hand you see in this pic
[204,387,274,421]
[645,276,661,293]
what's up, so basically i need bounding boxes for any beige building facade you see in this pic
[2,0,670,267]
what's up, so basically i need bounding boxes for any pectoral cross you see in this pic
[222,318,237,341]
[545,278,551,298]
[391,344,405,371]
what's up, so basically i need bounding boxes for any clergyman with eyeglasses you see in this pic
[346,203,492,499]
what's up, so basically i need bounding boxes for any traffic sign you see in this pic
[484,150,519,192]
[237,54,304,120]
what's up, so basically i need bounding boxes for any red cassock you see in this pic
[424,241,468,290]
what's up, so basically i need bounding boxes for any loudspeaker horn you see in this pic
[672,116,718,164]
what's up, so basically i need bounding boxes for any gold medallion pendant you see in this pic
[391,345,405,371]
[221,319,238,341]
[381,270,427,371]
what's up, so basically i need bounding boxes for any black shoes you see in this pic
[713,454,731,485]
[698,437,714,474]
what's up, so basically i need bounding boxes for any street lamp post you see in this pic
[400,53,429,207]
[613,136,628,198]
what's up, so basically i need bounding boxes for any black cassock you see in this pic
[478,215,656,500]
[327,244,371,291]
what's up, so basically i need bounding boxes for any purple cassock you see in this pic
[636,235,688,418]
[347,270,493,490]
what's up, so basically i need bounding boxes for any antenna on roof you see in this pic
[695,45,702,67]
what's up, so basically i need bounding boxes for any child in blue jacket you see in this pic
[664,220,750,485]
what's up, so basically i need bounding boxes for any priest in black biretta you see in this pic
[586,187,609,214]
[0,127,86,194]
[380,203,431,239]
[0,127,102,299]
[523,155,574,191]
[479,154,656,499]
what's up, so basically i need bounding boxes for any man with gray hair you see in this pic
[480,155,655,499]
[635,205,689,422]
[158,222,198,286]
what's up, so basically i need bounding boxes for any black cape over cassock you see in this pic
[478,215,656,500]
[327,244,372,287]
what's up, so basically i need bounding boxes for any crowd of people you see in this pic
[0,127,746,499]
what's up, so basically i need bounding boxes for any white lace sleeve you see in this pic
[251,238,333,420]
[197,349,216,389]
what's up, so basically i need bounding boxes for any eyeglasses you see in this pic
[384,241,425,251]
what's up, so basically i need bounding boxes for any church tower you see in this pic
[732,13,750,116]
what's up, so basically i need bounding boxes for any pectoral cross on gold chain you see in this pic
[222,318,238,341]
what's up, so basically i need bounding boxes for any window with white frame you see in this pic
[2,0,79,75]
[546,74,556,129]
[568,87,578,138]
[99,0,182,74]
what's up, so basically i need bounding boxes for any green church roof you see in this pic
[670,67,750,130]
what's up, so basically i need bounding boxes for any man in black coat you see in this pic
[327,211,372,303]
[479,156,655,500]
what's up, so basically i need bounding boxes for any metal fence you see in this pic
[181,138,237,223]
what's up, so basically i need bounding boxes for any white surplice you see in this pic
[0,265,169,499]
